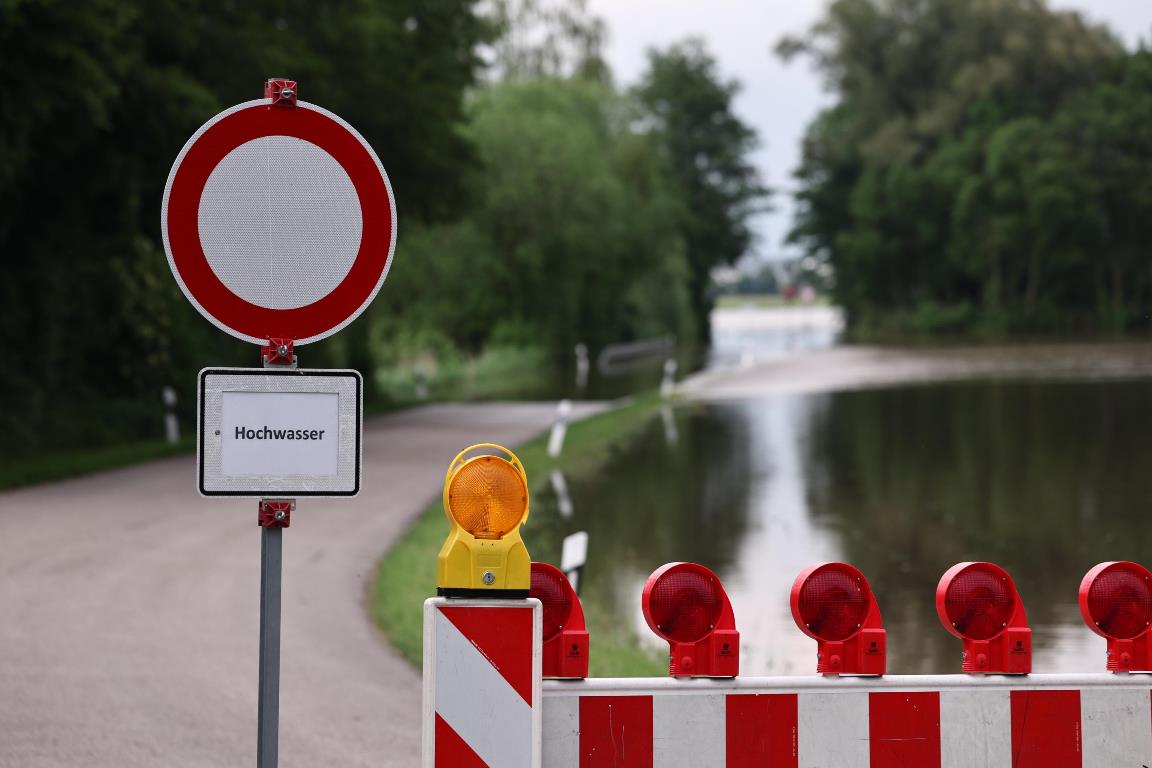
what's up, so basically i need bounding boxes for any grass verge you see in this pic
[372,394,668,677]
[0,437,195,492]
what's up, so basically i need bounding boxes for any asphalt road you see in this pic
[0,402,599,768]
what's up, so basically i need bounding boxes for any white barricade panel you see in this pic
[652,693,725,767]
[939,689,1011,768]
[540,675,1152,767]
[1080,686,1152,768]
[422,598,542,768]
[542,695,579,767]
[798,691,869,767]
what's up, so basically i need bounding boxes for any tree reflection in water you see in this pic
[803,380,1152,673]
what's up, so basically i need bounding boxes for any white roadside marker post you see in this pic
[162,385,180,444]
[547,399,572,459]
[660,357,678,399]
[560,530,588,596]
[574,343,589,391]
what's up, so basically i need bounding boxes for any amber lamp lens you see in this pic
[945,566,1014,640]
[447,456,527,539]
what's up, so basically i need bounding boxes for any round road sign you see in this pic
[161,99,397,345]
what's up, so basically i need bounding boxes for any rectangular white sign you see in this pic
[221,391,340,477]
[198,368,361,497]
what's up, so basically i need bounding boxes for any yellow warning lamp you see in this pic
[436,444,532,597]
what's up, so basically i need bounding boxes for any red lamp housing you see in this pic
[530,562,589,679]
[1078,561,1152,673]
[936,562,1031,674]
[642,562,739,678]
[790,562,886,675]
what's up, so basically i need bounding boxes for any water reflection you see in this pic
[803,381,1152,673]
[533,379,1152,675]
[530,405,753,643]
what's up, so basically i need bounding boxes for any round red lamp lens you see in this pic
[797,566,869,641]
[530,562,574,642]
[944,565,1014,640]
[647,568,723,644]
[1085,563,1152,640]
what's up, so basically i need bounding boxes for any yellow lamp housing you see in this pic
[436,443,532,598]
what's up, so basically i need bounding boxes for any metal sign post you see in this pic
[256,345,295,768]
[161,78,397,768]
[257,498,291,768]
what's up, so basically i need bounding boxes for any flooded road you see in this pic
[534,307,1152,675]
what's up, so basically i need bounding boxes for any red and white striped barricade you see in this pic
[422,597,543,767]
[541,673,1152,767]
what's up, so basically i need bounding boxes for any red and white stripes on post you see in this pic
[541,675,1152,767]
[422,598,542,768]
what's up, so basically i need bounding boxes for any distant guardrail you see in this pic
[595,336,676,377]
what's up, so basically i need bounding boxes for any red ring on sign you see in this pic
[165,103,394,344]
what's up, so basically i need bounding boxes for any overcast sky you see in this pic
[587,0,1152,264]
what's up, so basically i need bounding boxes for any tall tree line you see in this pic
[781,0,1152,336]
[0,1,765,458]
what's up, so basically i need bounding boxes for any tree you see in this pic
[486,0,609,83]
[634,39,769,343]
[778,0,1142,335]
[382,78,696,357]
[0,0,494,455]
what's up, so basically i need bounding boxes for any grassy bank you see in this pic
[372,394,668,677]
[0,437,195,492]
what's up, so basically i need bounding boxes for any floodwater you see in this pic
[533,306,1152,675]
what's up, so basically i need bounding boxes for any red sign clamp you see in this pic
[261,338,296,367]
[258,500,293,528]
[264,78,297,107]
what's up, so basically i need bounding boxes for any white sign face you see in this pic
[198,368,362,497]
[162,99,397,345]
[220,391,340,477]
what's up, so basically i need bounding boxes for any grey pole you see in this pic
[257,524,282,768]
[256,500,291,768]
[256,337,296,768]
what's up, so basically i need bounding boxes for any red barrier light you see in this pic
[642,562,738,677]
[790,562,886,675]
[936,562,1031,674]
[1079,561,1152,672]
[530,562,588,678]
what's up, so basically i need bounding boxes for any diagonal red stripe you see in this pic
[435,713,489,768]
[1010,690,1081,768]
[439,606,534,706]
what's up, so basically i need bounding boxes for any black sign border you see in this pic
[197,368,362,497]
